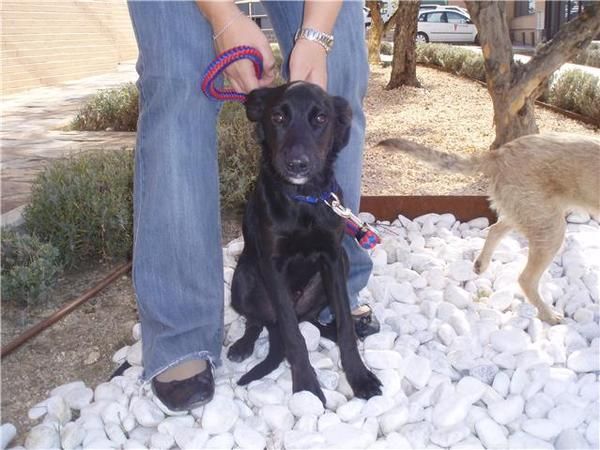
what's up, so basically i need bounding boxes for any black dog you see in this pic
[227,82,382,404]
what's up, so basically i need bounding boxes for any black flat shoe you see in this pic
[314,305,381,341]
[151,365,215,412]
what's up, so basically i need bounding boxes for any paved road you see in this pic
[1,62,138,215]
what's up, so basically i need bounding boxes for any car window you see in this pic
[447,12,468,24]
[426,12,447,23]
[419,13,427,22]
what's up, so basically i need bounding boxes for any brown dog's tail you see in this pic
[378,138,485,175]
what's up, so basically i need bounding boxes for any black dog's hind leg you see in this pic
[237,324,284,385]
[258,259,326,404]
[228,321,263,362]
[320,253,382,399]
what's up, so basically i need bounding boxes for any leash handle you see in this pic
[201,46,263,103]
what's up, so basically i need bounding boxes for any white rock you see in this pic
[508,431,553,450]
[25,424,60,450]
[131,397,165,427]
[112,346,130,363]
[432,395,472,428]
[548,404,586,429]
[475,418,507,449]
[585,419,599,446]
[288,391,324,417]
[317,412,341,432]
[299,322,321,352]
[157,416,195,436]
[363,350,403,369]
[555,428,590,450]
[126,341,143,366]
[490,329,531,354]
[469,364,498,386]
[362,395,395,418]
[149,431,174,450]
[377,369,403,398]
[27,401,48,421]
[123,439,148,450]
[105,423,127,445]
[50,381,86,398]
[202,394,239,433]
[488,395,524,425]
[385,431,414,449]
[430,424,471,447]
[445,285,471,309]
[94,382,122,402]
[336,398,366,422]
[567,211,590,223]
[567,348,600,372]
[379,404,410,435]
[438,323,457,346]
[456,376,487,403]
[468,217,489,229]
[316,369,339,390]
[323,389,347,411]
[64,387,94,410]
[233,422,266,449]
[129,427,154,446]
[173,427,209,450]
[260,404,294,431]
[294,415,318,432]
[448,260,477,282]
[488,289,514,312]
[283,430,326,449]
[1,423,17,450]
[46,396,71,425]
[522,418,561,440]
[389,281,418,304]
[525,393,555,419]
[247,380,285,407]
[205,433,234,450]
[322,423,374,449]
[101,401,128,425]
[132,322,142,340]
[363,331,397,351]
[404,355,431,389]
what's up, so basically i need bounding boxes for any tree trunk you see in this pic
[465,1,600,148]
[367,1,384,65]
[386,0,420,89]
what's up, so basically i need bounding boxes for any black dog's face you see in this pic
[245,82,352,185]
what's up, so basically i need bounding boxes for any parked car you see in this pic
[417,10,478,44]
[419,5,470,16]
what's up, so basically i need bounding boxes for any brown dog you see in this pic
[378,132,600,324]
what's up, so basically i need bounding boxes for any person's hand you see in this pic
[212,11,276,93]
[289,39,328,90]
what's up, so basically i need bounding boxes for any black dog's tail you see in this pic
[237,325,284,386]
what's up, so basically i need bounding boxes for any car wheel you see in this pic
[416,32,429,44]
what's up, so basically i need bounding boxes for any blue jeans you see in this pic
[127,0,372,382]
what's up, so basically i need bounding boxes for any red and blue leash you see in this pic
[201,46,381,249]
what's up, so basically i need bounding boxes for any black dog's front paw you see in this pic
[293,374,326,405]
[348,369,382,400]
[227,338,255,363]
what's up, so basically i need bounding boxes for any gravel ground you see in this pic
[12,212,599,450]
[362,65,600,196]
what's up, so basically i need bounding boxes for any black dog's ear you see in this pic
[332,96,353,150]
[245,87,272,122]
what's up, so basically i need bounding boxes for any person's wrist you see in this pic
[293,37,327,57]
[295,28,333,54]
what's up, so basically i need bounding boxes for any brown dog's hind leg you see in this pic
[518,218,566,324]
[474,219,512,274]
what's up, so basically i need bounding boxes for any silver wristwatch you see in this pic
[294,27,334,53]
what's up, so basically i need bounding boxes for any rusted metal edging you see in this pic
[360,195,496,223]
[1,261,132,359]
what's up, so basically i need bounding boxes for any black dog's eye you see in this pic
[271,112,285,124]
[315,113,328,125]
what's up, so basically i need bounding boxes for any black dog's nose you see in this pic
[286,156,309,176]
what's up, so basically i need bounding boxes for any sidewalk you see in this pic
[1,62,138,216]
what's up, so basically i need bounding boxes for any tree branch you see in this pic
[511,3,600,113]
[383,6,400,33]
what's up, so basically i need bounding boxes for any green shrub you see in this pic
[71,83,138,131]
[459,53,486,81]
[548,69,600,122]
[1,230,63,306]
[24,150,134,268]
[218,102,261,211]
[416,43,486,81]
[380,41,393,56]
[571,42,600,68]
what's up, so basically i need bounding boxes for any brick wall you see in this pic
[1,0,138,94]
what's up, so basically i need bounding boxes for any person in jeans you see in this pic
[127,0,378,412]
